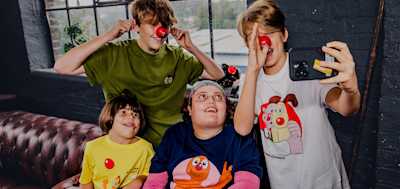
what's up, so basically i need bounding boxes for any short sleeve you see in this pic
[176,48,204,85]
[316,82,337,107]
[83,43,118,86]
[79,143,94,184]
[236,136,263,178]
[140,144,156,176]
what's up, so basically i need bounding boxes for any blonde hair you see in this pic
[130,0,177,27]
[237,0,286,43]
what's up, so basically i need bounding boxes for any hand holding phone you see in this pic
[289,47,338,81]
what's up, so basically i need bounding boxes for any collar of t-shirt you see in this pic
[259,54,289,82]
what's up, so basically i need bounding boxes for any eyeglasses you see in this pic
[193,93,225,103]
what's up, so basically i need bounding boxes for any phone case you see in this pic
[289,47,338,81]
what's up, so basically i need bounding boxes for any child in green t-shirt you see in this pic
[54,0,224,145]
[79,93,154,189]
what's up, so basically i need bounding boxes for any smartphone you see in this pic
[289,47,338,81]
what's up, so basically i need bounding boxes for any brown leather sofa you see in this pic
[0,111,103,189]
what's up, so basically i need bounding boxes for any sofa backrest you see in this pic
[0,111,102,187]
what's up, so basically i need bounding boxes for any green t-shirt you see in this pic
[83,39,203,145]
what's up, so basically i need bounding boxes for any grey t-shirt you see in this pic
[239,56,350,189]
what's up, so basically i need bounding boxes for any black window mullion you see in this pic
[208,0,215,59]
[65,0,73,44]
[125,4,131,39]
[93,0,99,36]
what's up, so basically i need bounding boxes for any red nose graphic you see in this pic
[227,66,237,75]
[195,165,202,170]
[104,158,115,169]
[258,35,272,47]
[155,26,169,38]
[276,117,285,125]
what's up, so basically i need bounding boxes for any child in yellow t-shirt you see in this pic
[79,93,155,189]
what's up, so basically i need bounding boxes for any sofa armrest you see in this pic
[52,174,80,189]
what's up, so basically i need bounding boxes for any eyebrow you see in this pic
[195,91,224,95]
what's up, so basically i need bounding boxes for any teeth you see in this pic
[205,107,217,112]
[267,49,273,55]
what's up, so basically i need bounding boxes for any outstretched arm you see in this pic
[320,41,361,116]
[54,20,135,75]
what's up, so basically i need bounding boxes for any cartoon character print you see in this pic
[171,155,232,189]
[258,94,303,155]
[100,168,139,189]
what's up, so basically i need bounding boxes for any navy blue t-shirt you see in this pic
[150,121,262,188]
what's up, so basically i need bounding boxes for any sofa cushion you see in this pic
[0,111,102,187]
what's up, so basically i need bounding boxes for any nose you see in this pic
[276,117,285,125]
[154,25,169,38]
[205,96,217,104]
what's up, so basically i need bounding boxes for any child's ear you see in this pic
[283,28,289,42]
[188,105,192,116]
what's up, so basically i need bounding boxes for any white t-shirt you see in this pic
[239,56,350,189]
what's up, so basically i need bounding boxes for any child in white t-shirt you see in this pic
[234,0,361,188]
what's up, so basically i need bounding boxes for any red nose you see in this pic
[195,165,202,170]
[258,35,272,47]
[227,66,237,75]
[276,117,285,125]
[155,26,169,38]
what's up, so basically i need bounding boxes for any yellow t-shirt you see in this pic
[79,135,154,189]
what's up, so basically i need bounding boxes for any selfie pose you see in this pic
[234,0,360,188]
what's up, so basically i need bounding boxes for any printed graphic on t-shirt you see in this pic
[171,155,232,189]
[100,168,139,189]
[258,94,303,158]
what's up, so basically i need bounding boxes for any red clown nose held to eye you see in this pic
[258,35,272,47]
[155,26,169,39]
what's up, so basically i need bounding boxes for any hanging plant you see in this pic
[63,23,88,52]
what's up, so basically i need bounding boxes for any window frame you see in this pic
[44,0,235,59]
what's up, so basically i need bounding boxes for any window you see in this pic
[44,0,248,68]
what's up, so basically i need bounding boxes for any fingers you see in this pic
[320,73,353,84]
[322,41,353,63]
[247,23,258,51]
[320,75,342,84]
[326,41,352,57]
[117,20,133,34]
[318,60,345,72]
[171,27,185,40]
[222,162,227,170]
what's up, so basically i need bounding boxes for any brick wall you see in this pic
[375,0,400,188]
[2,0,398,188]
[45,0,66,60]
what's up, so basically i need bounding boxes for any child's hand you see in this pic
[247,23,269,73]
[171,27,195,52]
[319,41,359,94]
[105,20,136,41]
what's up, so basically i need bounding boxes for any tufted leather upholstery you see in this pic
[0,111,103,188]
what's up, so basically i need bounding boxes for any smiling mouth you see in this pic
[122,123,138,129]
[267,48,273,56]
[205,107,217,113]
